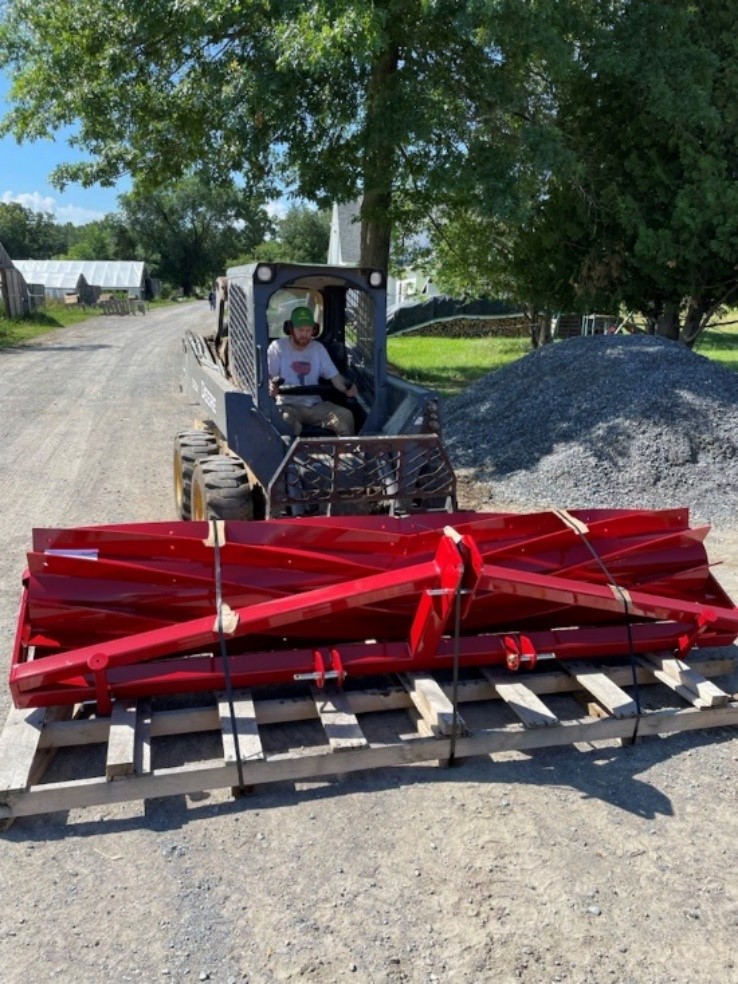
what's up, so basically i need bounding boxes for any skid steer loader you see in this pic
[174,262,457,520]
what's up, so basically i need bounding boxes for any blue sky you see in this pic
[0,72,129,225]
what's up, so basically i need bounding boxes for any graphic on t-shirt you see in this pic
[291,360,312,384]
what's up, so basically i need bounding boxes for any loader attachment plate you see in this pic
[266,434,457,516]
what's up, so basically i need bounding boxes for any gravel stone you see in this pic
[443,334,738,528]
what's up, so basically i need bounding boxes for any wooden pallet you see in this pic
[1,653,736,823]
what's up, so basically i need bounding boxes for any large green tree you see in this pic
[0,200,69,258]
[553,0,738,344]
[62,214,137,261]
[431,0,738,346]
[0,0,547,272]
[119,175,271,294]
[242,204,330,265]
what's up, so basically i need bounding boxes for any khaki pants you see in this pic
[279,401,355,437]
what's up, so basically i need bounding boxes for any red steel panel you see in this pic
[9,509,738,711]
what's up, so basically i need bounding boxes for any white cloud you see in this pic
[1,190,106,225]
[2,190,56,212]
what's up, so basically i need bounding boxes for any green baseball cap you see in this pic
[291,305,314,328]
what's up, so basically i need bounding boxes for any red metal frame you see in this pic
[9,509,738,712]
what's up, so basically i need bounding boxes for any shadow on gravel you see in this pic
[5,726,733,841]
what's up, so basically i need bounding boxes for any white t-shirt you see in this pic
[266,337,339,407]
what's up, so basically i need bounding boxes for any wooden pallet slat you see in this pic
[0,704,72,794]
[3,700,737,822]
[134,700,152,776]
[311,685,368,750]
[488,678,560,728]
[399,671,467,736]
[637,654,729,708]
[564,663,639,718]
[218,690,264,763]
[106,700,138,779]
[0,707,50,794]
[106,699,154,779]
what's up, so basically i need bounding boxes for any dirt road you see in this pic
[0,303,201,692]
[0,306,735,984]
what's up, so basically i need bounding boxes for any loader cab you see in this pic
[180,260,455,519]
[225,262,389,435]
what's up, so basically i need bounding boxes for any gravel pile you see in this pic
[443,333,738,528]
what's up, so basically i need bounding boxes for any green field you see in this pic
[0,303,97,348]
[387,335,530,396]
[693,321,738,370]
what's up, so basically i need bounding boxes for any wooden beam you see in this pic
[2,702,736,820]
[564,663,638,718]
[106,700,138,780]
[134,700,152,775]
[0,704,73,794]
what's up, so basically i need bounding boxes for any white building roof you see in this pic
[13,259,146,290]
[36,271,91,290]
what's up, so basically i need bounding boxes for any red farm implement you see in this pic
[9,507,738,715]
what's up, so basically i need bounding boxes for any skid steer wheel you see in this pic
[174,429,219,520]
[190,456,254,521]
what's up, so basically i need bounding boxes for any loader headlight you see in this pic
[367,270,384,288]
[255,264,275,283]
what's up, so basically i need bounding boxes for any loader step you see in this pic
[0,653,736,825]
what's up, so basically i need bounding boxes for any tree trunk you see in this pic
[655,301,680,341]
[359,46,399,272]
[681,296,711,349]
[527,307,553,348]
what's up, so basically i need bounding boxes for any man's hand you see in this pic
[330,373,357,399]
[269,376,282,398]
[336,374,357,399]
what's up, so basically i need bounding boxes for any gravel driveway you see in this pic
[0,309,735,984]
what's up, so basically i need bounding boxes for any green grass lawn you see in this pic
[693,320,738,370]
[387,335,530,396]
[0,303,101,348]
[3,302,736,388]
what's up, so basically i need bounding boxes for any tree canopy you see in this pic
[0,0,543,271]
[62,214,137,262]
[429,0,738,345]
[243,204,330,265]
[118,175,271,294]
[3,0,737,342]
[0,201,69,258]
